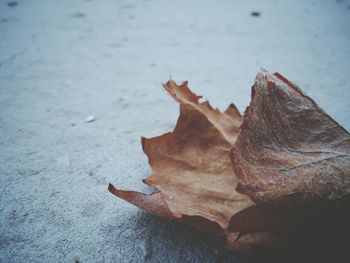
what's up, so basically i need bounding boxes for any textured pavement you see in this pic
[1,0,350,262]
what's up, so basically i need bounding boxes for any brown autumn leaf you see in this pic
[229,71,350,254]
[109,80,255,248]
[231,71,350,204]
[109,71,350,253]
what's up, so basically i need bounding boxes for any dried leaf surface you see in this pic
[109,80,253,238]
[230,71,350,204]
[109,72,350,252]
[229,71,350,249]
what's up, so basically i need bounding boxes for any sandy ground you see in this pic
[1,0,350,262]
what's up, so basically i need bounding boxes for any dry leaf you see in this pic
[231,71,350,203]
[229,71,350,255]
[109,71,350,253]
[109,80,254,247]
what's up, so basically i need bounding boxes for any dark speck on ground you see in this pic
[71,12,86,18]
[7,1,18,7]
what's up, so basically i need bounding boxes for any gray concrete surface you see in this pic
[1,0,350,262]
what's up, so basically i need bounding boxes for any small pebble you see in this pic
[56,157,71,167]
[85,115,95,123]
[122,228,132,238]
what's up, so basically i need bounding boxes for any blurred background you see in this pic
[1,0,350,262]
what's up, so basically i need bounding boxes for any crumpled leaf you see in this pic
[229,71,350,254]
[231,71,350,203]
[109,71,350,252]
[109,80,254,247]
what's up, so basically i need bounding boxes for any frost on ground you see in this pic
[1,0,350,262]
